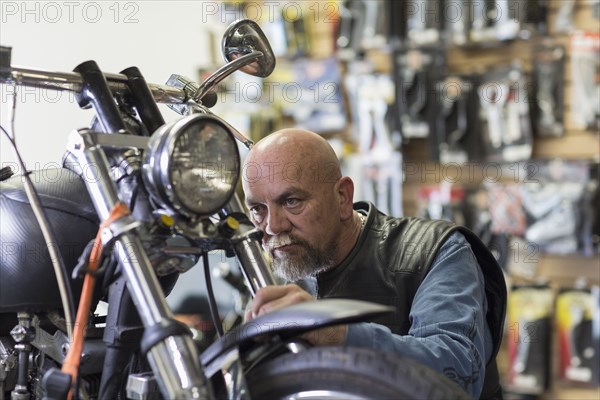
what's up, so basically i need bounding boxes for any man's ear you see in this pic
[337,176,355,220]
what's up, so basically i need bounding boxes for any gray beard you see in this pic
[272,240,337,282]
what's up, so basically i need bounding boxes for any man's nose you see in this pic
[265,208,291,236]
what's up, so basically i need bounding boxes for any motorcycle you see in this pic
[0,19,469,400]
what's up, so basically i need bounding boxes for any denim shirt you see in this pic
[344,232,493,398]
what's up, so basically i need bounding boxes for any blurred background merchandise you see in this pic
[2,1,598,398]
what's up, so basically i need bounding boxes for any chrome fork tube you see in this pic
[224,194,277,296]
[69,129,211,399]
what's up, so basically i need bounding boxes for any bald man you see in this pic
[241,129,506,400]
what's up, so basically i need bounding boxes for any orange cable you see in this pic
[61,202,130,400]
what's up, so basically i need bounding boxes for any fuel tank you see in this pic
[0,168,98,312]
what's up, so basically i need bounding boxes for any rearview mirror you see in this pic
[222,19,276,78]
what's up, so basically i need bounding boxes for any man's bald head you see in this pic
[244,129,342,188]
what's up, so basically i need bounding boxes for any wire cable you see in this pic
[202,252,224,337]
[1,120,76,340]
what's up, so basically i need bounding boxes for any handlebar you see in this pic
[2,65,192,104]
[0,45,260,108]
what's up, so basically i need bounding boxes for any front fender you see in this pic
[200,299,392,371]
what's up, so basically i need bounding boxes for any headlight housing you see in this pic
[143,114,240,218]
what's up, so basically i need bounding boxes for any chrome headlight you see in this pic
[143,114,240,217]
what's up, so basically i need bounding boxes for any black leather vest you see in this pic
[314,202,507,399]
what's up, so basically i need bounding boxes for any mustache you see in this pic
[263,234,300,251]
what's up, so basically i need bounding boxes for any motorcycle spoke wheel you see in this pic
[245,346,470,400]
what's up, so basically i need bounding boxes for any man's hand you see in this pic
[245,284,314,320]
[245,284,348,346]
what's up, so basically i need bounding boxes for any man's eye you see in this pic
[250,206,265,224]
[249,205,266,219]
[284,198,301,208]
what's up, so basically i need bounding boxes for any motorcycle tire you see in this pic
[245,346,471,400]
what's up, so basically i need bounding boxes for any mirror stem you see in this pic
[193,51,263,103]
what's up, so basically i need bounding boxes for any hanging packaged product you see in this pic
[393,46,446,140]
[445,0,544,47]
[358,0,388,49]
[477,62,533,163]
[556,288,599,386]
[487,183,527,237]
[570,31,600,132]
[387,0,408,43]
[521,160,591,256]
[278,4,310,59]
[302,1,340,59]
[506,285,554,395]
[445,0,469,46]
[555,0,576,33]
[261,3,289,58]
[280,57,346,133]
[462,188,510,271]
[532,44,566,137]
[336,0,365,58]
[405,0,443,47]
[467,0,520,44]
[432,75,482,163]
[518,0,549,37]
[417,184,465,224]
[346,70,403,217]
[336,0,389,59]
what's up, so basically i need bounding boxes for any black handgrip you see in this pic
[0,46,11,80]
[202,90,218,108]
[0,166,14,181]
